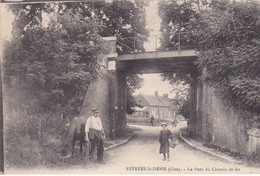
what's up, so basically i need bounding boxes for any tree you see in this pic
[161,72,190,106]
[82,1,149,111]
[59,1,149,108]
[180,98,190,120]
[3,2,149,167]
[7,1,150,44]
[157,0,197,107]
[4,7,106,117]
[158,0,199,50]
[55,1,149,53]
[126,74,144,114]
[158,0,260,115]
[190,0,260,114]
[5,1,150,116]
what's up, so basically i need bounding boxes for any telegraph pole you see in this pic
[0,56,3,173]
[158,102,160,124]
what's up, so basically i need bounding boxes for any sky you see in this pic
[143,0,162,52]
[133,73,175,98]
[0,1,174,98]
[1,4,14,41]
[135,0,175,98]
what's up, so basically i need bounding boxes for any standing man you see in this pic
[85,108,106,163]
[150,115,155,127]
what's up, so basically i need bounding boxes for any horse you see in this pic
[62,116,88,159]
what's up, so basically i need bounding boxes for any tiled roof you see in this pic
[141,95,171,107]
[141,95,162,106]
[158,96,172,106]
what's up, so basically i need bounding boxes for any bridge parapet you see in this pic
[117,32,197,54]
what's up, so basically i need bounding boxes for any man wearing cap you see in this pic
[85,108,106,163]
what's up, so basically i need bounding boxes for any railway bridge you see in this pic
[79,36,260,155]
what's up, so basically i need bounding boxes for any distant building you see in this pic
[130,106,149,117]
[132,91,179,120]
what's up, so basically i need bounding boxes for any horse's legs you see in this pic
[80,140,85,154]
[72,138,76,158]
[80,141,82,154]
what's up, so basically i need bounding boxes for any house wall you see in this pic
[132,111,147,117]
[149,106,171,120]
[135,95,150,107]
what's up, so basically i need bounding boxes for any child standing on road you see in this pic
[159,122,172,161]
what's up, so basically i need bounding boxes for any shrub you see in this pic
[180,99,190,120]
[127,116,150,125]
[4,105,68,168]
[244,151,260,167]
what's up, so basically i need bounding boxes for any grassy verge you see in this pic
[180,127,260,168]
[4,108,145,170]
[4,108,68,169]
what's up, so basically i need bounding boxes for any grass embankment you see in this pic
[4,108,144,170]
[4,108,74,169]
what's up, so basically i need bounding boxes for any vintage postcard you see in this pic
[1,0,260,174]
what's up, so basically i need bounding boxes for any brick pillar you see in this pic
[79,63,111,139]
[115,70,127,136]
[196,71,204,140]
[79,37,117,140]
[248,128,260,154]
[108,70,117,140]
[189,70,198,138]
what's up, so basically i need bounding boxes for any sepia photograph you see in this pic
[0,0,260,174]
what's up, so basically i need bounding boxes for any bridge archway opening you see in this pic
[113,50,199,137]
[127,73,188,126]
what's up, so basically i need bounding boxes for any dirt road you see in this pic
[7,122,259,174]
[91,122,260,174]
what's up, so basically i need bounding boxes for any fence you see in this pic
[116,32,196,53]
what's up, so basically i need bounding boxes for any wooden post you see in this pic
[178,33,181,50]
[189,70,198,137]
[158,102,160,124]
[113,70,118,140]
[0,60,4,173]
[134,37,136,52]
[155,35,157,51]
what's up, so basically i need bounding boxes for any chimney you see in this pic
[163,94,168,98]
[155,91,158,96]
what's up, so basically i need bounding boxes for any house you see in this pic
[133,91,179,120]
[130,106,149,117]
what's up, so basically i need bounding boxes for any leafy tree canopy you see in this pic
[158,0,260,114]
[191,0,260,114]
[160,72,190,105]
[4,8,105,115]
[5,1,149,116]
[126,74,144,114]
[158,0,197,105]
[8,1,149,52]
[158,0,200,50]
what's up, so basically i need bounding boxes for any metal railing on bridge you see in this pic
[116,32,196,54]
